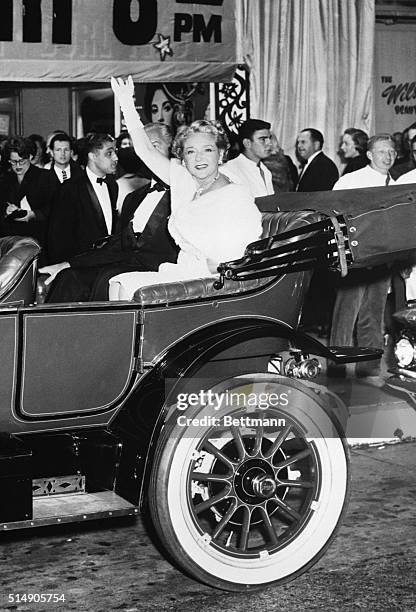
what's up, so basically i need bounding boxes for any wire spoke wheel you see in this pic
[149,375,349,591]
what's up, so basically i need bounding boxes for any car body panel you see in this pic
[0,303,143,434]
[20,308,138,418]
[140,272,307,365]
[0,313,19,427]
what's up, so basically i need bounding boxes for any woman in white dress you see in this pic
[109,76,262,301]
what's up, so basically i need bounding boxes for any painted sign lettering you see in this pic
[0,0,236,83]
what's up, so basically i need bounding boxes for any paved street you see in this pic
[0,433,414,612]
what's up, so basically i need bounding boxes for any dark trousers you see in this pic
[46,263,146,302]
[329,267,391,376]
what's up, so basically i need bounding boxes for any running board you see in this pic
[328,346,383,363]
[0,490,138,531]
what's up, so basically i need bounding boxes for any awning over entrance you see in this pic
[0,0,238,83]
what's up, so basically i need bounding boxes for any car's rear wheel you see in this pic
[148,374,349,591]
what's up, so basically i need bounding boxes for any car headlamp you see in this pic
[394,336,416,368]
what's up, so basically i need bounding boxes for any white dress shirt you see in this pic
[54,164,71,183]
[221,153,274,197]
[396,168,416,184]
[333,165,396,190]
[132,182,166,232]
[86,166,113,234]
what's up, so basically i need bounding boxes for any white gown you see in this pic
[109,159,262,300]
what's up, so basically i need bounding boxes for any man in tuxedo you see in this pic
[47,133,119,264]
[40,123,178,302]
[296,128,338,191]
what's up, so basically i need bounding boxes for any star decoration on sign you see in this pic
[153,33,173,61]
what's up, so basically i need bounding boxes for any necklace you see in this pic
[195,173,220,198]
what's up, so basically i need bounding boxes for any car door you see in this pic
[0,302,141,431]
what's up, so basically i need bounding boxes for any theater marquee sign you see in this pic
[0,0,237,82]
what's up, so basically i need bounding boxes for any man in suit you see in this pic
[47,133,119,265]
[47,132,83,188]
[296,128,338,191]
[40,123,178,302]
[295,129,339,335]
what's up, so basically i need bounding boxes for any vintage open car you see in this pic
[0,184,415,591]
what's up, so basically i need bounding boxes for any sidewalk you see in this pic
[298,329,416,445]
[321,370,416,445]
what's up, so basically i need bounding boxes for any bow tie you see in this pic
[96,177,107,185]
[148,182,168,193]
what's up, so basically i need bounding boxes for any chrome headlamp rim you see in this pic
[394,335,416,368]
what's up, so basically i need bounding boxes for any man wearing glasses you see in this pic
[0,136,52,263]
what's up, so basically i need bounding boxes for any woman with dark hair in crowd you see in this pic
[108,76,262,301]
[263,132,298,192]
[340,128,368,175]
[0,136,52,261]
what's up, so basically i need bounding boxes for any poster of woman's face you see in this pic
[150,88,174,125]
[141,83,209,133]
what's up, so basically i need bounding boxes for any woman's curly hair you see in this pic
[172,119,229,161]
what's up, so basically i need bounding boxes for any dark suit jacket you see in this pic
[46,182,178,302]
[47,160,83,195]
[48,170,118,264]
[297,151,339,192]
[391,157,416,180]
[68,182,178,271]
[0,164,53,248]
[342,155,368,176]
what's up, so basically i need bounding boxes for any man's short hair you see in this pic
[301,128,324,149]
[238,119,271,147]
[84,133,115,155]
[49,132,73,151]
[367,133,395,151]
[144,122,173,147]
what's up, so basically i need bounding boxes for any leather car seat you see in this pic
[133,210,323,305]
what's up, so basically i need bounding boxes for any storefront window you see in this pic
[0,89,21,136]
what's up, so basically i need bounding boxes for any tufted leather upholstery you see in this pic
[132,210,322,306]
[0,236,41,305]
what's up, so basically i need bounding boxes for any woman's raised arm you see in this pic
[111,76,170,184]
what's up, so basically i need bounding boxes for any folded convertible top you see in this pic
[255,183,416,268]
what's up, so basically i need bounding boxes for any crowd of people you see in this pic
[1,76,416,383]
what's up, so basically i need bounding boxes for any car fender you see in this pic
[110,316,339,507]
